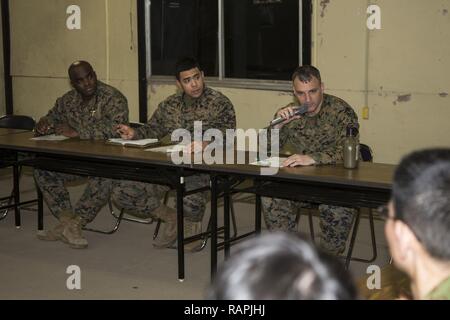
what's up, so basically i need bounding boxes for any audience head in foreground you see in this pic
[208,232,356,300]
[385,148,450,299]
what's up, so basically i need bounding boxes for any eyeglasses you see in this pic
[377,204,393,220]
[378,203,423,243]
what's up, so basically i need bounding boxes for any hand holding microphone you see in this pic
[270,103,310,128]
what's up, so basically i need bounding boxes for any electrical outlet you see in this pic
[362,106,369,120]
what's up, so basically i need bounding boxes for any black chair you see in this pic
[82,122,160,235]
[0,115,36,131]
[0,115,38,227]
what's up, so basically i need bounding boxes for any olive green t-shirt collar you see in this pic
[426,275,450,300]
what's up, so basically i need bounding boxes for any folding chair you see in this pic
[0,115,38,227]
[301,143,377,268]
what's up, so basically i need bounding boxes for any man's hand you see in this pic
[55,124,79,138]
[273,106,302,129]
[283,154,316,167]
[184,141,209,153]
[35,118,53,136]
[116,124,136,140]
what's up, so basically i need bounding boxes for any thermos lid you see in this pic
[346,124,359,136]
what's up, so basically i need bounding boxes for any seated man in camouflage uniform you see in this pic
[263,65,359,255]
[114,57,236,250]
[34,61,129,249]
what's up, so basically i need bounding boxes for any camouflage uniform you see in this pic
[112,87,236,222]
[34,81,129,224]
[263,93,359,254]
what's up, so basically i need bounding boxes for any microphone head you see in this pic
[293,103,310,115]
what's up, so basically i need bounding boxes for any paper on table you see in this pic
[250,157,287,168]
[145,144,185,153]
[30,134,70,141]
[107,138,158,147]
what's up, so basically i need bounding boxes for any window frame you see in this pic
[143,0,312,91]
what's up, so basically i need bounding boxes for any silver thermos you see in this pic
[343,124,359,169]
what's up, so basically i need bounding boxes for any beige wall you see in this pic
[0,3,5,115]
[9,0,450,164]
[10,0,139,120]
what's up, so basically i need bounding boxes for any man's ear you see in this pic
[394,220,417,261]
[176,80,182,90]
[321,82,325,92]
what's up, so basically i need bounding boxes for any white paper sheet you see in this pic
[107,138,158,146]
[145,144,185,153]
[250,157,287,168]
[30,134,70,141]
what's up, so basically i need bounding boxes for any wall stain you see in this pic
[439,92,448,98]
[320,0,330,18]
[393,94,412,105]
[443,9,448,15]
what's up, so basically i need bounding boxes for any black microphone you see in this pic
[269,104,310,127]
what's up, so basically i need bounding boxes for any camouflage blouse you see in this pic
[275,93,359,165]
[135,87,236,141]
[39,81,129,140]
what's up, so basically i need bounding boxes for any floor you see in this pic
[0,167,393,299]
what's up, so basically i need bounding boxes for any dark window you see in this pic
[149,0,311,82]
[150,0,218,77]
[225,0,298,80]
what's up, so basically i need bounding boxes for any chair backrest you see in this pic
[359,143,373,162]
[0,115,36,130]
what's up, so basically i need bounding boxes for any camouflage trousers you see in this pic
[262,197,356,254]
[111,174,209,222]
[34,169,114,224]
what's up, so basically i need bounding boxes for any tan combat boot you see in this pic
[152,205,178,249]
[36,223,65,241]
[183,220,203,252]
[36,210,76,241]
[60,215,88,249]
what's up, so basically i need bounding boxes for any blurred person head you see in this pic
[208,232,356,300]
[384,148,450,299]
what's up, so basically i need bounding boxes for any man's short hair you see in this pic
[292,65,322,83]
[392,148,450,260]
[208,233,356,300]
[175,57,202,80]
[68,60,93,79]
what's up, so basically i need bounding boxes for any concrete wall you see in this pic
[8,0,450,164]
[0,3,5,115]
[9,0,139,121]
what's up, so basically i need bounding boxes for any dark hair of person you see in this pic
[392,148,450,260]
[291,65,322,83]
[175,57,202,80]
[208,232,356,300]
[68,60,94,80]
